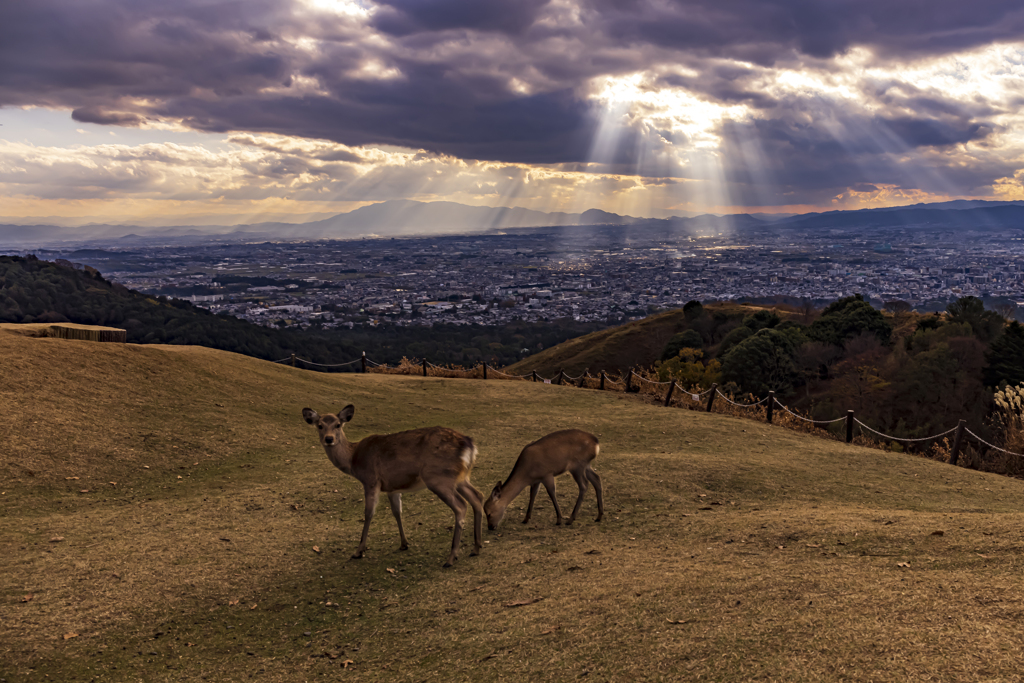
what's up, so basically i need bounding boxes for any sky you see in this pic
[2,0,1024,227]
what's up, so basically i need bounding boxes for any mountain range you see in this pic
[2,198,1024,246]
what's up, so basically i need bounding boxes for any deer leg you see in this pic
[387,492,409,550]
[457,481,484,557]
[523,483,539,523]
[566,470,590,526]
[354,487,380,559]
[586,467,604,522]
[542,475,563,525]
[429,484,468,568]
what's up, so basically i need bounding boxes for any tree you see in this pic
[656,348,721,389]
[985,321,1024,387]
[807,294,892,347]
[797,298,819,325]
[797,340,842,385]
[946,296,1003,343]
[916,313,944,331]
[720,328,800,395]
[884,300,912,315]
[682,300,704,321]
[742,309,781,332]
[717,325,752,358]
[661,329,703,360]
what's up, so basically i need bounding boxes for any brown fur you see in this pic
[302,404,483,568]
[484,429,604,529]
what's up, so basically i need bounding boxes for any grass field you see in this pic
[3,328,1024,682]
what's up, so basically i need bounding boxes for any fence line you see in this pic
[273,351,1024,465]
[716,389,768,408]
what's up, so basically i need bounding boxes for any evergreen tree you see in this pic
[720,328,799,395]
[661,329,703,360]
[985,321,1024,387]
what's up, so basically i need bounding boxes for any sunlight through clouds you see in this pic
[4,1,1024,223]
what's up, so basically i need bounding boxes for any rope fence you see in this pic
[273,350,1024,468]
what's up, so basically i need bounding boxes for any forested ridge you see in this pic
[652,297,1024,449]
[0,255,600,368]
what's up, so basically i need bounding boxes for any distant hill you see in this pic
[504,309,692,377]
[6,197,1024,246]
[0,254,365,363]
[770,203,1024,233]
[504,302,768,377]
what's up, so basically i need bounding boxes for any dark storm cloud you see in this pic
[717,108,1014,207]
[0,0,293,103]
[586,0,1024,62]
[881,117,995,148]
[372,0,551,35]
[1,0,1022,200]
[71,107,147,126]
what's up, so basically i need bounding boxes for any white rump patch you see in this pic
[594,443,600,458]
[461,444,478,468]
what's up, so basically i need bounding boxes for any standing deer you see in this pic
[302,404,484,568]
[484,429,604,530]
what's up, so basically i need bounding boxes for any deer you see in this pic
[484,429,604,530]
[302,404,484,568]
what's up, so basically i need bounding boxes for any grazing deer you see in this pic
[302,404,484,568]
[484,429,604,530]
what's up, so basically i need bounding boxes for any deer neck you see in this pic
[324,434,356,474]
[499,475,531,507]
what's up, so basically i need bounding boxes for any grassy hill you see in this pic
[4,328,1024,681]
[505,302,768,376]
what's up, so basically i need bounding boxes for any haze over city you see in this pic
[3,0,1024,231]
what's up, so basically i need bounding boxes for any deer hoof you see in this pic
[350,552,364,560]
[442,560,455,569]
[399,544,409,551]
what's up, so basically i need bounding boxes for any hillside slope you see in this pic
[3,329,1024,682]
[505,302,766,376]
[504,308,690,376]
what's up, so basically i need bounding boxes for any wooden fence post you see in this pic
[577,370,588,388]
[557,369,564,385]
[290,353,296,368]
[766,391,774,424]
[625,370,634,393]
[706,383,718,412]
[483,363,488,380]
[361,351,367,373]
[532,370,538,382]
[950,419,966,466]
[846,410,854,443]
[422,358,427,377]
[664,380,677,407]
[600,371,606,391]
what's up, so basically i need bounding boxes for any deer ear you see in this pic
[302,408,319,425]
[338,404,355,423]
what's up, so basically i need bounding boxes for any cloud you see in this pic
[372,0,551,35]
[3,0,1024,212]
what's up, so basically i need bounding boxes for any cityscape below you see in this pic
[8,210,1024,331]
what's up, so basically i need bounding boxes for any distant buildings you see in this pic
[31,222,1024,329]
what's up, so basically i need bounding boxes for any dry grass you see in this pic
[3,327,1024,682]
